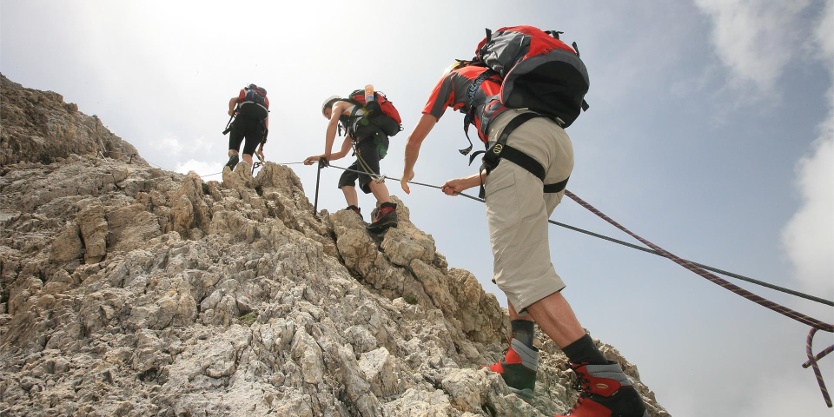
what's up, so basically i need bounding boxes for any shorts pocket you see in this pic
[485,169,515,199]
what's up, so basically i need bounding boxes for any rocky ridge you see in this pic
[0,73,669,416]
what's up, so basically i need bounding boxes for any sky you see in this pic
[2,1,832,416]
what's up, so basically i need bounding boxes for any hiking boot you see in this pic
[367,202,397,232]
[486,338,538,401]
[346,205,362,220]
[556,362,648,417]
[225,153,239,170]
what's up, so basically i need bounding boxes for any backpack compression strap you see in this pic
[470,112,570,198]
[461,69,499,155]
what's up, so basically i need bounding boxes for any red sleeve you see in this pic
[236,89,246,102]
[422,74,456,120]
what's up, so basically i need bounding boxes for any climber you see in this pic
[304,93,398,233]
[399,57,648,416]
[225,84,269,171]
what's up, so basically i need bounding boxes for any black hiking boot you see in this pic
[367,202,397,232]
[225,153,239,170]
[345,205,362,220]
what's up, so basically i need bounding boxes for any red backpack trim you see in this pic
[343,89,403,136]
[475,25,589,128]
[346,90,402,125]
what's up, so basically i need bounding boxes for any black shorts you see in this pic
[337,129,389,194]
[229,117,265,156]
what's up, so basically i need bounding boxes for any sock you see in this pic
[562,334,607,365]
[510,320,535,349]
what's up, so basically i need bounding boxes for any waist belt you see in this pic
[470,112,570,198]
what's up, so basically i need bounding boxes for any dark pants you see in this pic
[338,128,389,194]
[229,117,265,156]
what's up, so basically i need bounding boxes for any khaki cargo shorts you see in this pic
[484,109,574,311]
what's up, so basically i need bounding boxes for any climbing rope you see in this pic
[562,189,833,333]
[321,164,832,303]
[563,189,832,407]
[314,163,833,407]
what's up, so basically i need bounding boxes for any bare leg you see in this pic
[241,153,254,166]
[341,185,359,208]
[523,291,586,348]
[508,301,533,322]
[368,180,391,206]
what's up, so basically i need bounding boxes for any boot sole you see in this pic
[509,386,534,402]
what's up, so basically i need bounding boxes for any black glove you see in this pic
[318,157,330,168]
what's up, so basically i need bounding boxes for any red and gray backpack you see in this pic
[473,25,589,127]
[465,26,588,197]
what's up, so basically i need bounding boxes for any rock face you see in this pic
[0,73,670,417]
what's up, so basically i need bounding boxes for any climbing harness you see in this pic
[468,112,569,198]
[352,141,386,184]
[251,152,264,175]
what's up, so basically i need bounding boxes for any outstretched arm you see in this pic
[401,114,438,194]
[304,136,352,165]
[329,136,353,161]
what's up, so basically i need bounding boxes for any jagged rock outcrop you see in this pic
[0,73,670,416]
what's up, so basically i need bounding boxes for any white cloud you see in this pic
[743,369,834,416]
[176,158,224,179]
[782,109,834,297]
[781,0,834,298]
[814,0,834,66]
[694,0,814,93]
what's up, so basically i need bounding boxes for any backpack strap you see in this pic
[570,41,590,112]
[460,68,498,155]
[335,99,364,138]
[469,112,570,198]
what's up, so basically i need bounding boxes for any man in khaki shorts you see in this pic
[399,61,647,417]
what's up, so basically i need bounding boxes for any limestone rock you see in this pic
[0,73,670,416]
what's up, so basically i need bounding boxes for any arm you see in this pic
[257,116,269,160]
[263,97,270,130]
[441,172,486,196]
[400,113,438,194]
[304,136,353,165]
[323,101,349,159]
[329,136,353,161]
[228,96,239,116]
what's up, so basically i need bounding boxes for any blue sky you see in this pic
[2,1,832,415]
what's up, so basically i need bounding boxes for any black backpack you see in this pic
[237,84,269,120]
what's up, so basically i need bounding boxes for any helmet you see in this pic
[321,95,341,116]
